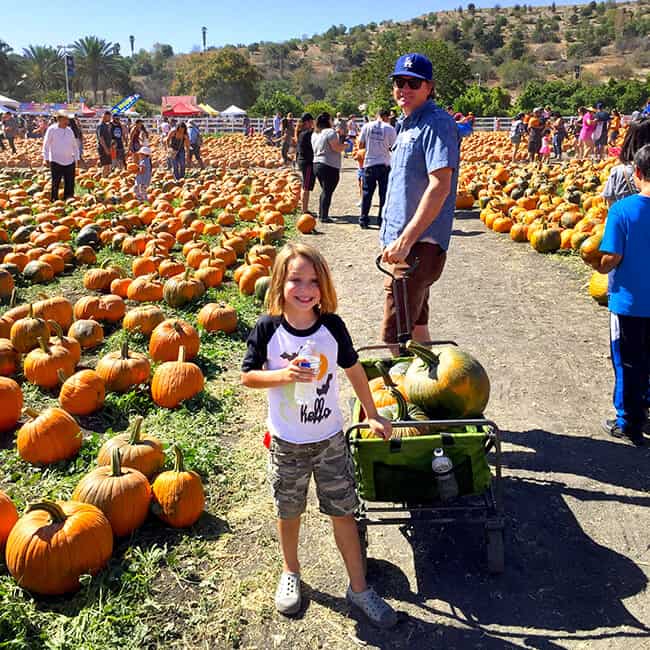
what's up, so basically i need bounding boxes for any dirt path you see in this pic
[219,161,650,649]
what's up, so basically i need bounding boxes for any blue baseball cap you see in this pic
[390,53,433,81]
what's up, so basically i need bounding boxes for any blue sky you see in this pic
[4,0,583,54]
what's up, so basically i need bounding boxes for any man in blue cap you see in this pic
[379,52,460,346]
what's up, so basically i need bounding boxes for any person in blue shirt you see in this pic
[379,52,460,346]
[592,143,650,447]
[187,120,204,169]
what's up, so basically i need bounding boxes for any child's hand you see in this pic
[366,415,393,441]
[283,357,316,384]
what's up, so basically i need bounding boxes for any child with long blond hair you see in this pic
[241,242,397,628]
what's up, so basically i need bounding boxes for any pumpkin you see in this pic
[375,384,429,439]
[0,338,20,376]
[149,319,199,362]
[5,500,113,595]
[72,447,151,537]
[530,224,561,253]
[455,192,475,209]
[59,369,106,415]
[152,444,205,528]
[368,361,408,408]
[97,415,164,478]
[194,265,223,288]
[127,274,164,302]
[296,213,317,234]
[10,305,50,353]
[151,346,204,408]
[34,295,73,331]
[99,294,126,323]
[589,271,608,306]
[73,295,105,321]
[22,259,54,284]
[74,245,97,265]
[197,302,238,333]
[0,489,18,550]
[580,232,603,266]
[163,269,206,307]
[48,321,82,365]
[96,340,151,392]
[68,319,104,349]
[82,259,122,292]
[17,407,82,464]
[0,377,22,432]
[23,337,76,389]
[404,341,490,418]
[0,267,15,301]
[123,305,166,337]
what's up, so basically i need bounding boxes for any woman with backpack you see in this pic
[166,122,190,180]
[509,113,526,162]
[552,112,567,160]
[311,112,346,223]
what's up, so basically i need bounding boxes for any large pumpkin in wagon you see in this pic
[404,341,490,418]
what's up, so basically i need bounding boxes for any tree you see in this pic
[73,36,119,102]
[248,90,303,117]
[171,48,260,109]
[0,40,19,90]
[22,45,64,94]
[454,84,511,116]
[304,100,337,117]
[506,30,527,59]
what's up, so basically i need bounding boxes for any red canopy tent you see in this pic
[161,95,204,117]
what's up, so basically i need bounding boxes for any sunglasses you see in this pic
[393,77,425,90]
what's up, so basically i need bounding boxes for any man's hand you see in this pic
[381,236,412,264]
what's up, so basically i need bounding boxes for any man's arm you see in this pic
[42,127,51,164]
[381,167,453,264]
[593,253,622,274]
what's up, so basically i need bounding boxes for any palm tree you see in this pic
[72,36,118,102]
[0,40,18,89]
[22,45,64,93]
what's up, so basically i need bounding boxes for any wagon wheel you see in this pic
[486,526,505,574]
[357,520,368,577]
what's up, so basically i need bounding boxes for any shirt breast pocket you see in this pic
[391,139,416,168]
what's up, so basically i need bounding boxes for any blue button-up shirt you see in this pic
[380,100,460,251]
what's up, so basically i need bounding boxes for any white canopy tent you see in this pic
[220,104,246,117]
[0,94,19,109]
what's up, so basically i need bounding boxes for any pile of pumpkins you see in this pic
[359,341,490,438]
[455,156,616,306]
[0,132,285,171]
[0,415,205,596]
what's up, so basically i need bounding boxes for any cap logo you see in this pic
[404,56,414,69]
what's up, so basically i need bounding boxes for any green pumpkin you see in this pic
[376,388,428,438]
[254,276,271,303]
[404,341,490,419]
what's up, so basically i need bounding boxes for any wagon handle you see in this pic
[375,254,419,280]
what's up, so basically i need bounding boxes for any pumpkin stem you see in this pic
[172,444,185,472]
[28,303,34,318]
[184,267,191,280]
[128,416,144,444]
[120,339,130,360]
[24,407,40,419]
[100,258,113,269]
[25,500,67,524]
[393,388,409,423]
[177,345,186,364]
[374,361,396,388]
[110,447,123,477]
[38,336,49,354]
[9,288,17,308]
[57,368,69,384]
[406,340,439,367]
[48,320,64,341]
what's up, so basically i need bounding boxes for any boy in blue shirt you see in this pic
[592,143,650,447]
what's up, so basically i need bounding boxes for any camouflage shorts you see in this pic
[268,431,359,519]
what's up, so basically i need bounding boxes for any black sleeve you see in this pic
[241,315,281,372]
[322,314,359,369]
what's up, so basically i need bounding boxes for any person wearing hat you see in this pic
[379,52,460,346]
[133,145,152,201]
[357,108,396,229]
[294,112,315,214]
[42,111,79,202]
[110,114,128,170]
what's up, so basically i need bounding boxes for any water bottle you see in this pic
[294,340,321,405]
[432,448,459,502]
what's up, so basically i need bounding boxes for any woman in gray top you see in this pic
[602,118,650,205]
[311,113,346,223]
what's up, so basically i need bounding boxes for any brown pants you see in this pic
[381,242,446,344]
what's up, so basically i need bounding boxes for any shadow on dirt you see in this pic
[451,229,485,237]
[346,428,650,647]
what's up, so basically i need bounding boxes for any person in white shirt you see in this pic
[42,111,79,202]
[357,108,397,229]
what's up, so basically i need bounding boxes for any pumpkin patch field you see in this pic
[455,131,622,306]
[0,139,305,647]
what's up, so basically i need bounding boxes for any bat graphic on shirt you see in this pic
[280,351,299,361]
[316,373,333,396]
